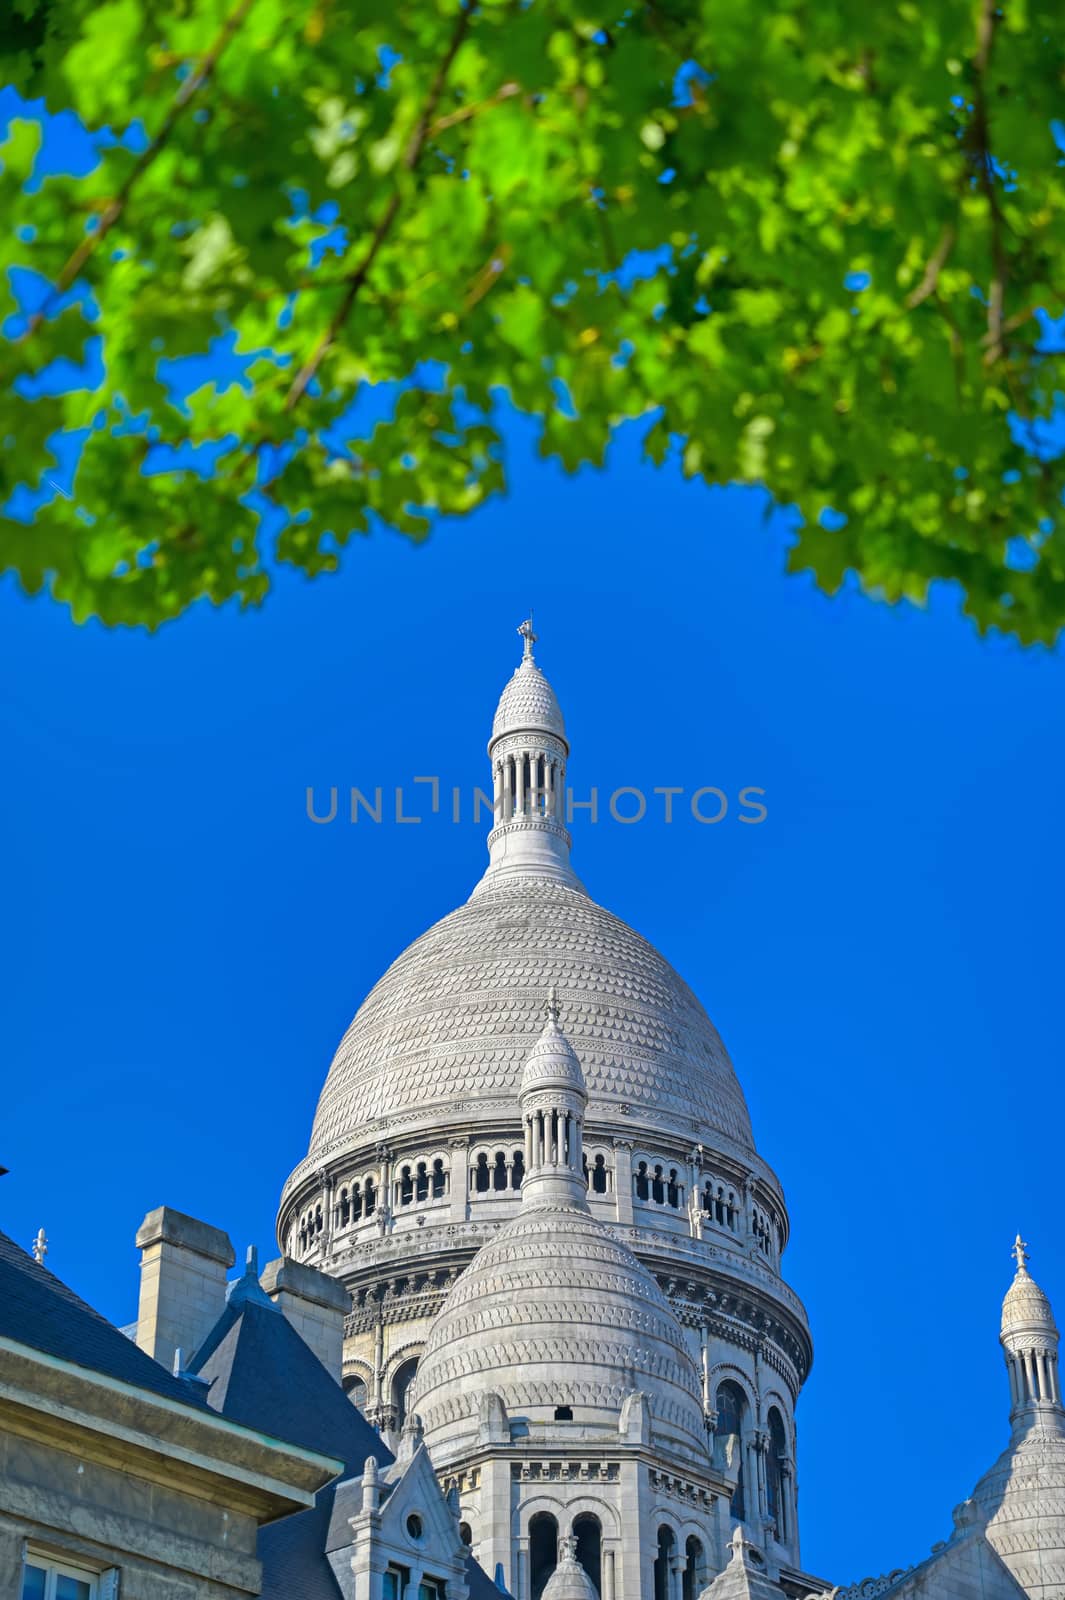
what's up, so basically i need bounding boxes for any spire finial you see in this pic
[518,613,537,661]
[31,1228,48,1266]
[545,984,560,1023]
[1013,1234,1030,1274]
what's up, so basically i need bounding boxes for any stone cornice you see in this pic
[0,1336,340,1518]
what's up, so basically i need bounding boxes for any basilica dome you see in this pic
[305,877,755,1162]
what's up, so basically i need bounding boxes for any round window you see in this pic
[407,1513,423,1541]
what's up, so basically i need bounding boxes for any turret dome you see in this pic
[490,619,566,747]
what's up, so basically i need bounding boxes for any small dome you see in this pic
[1003,1269,1058,1338]
[410,1202,708,1468]
[542,1545,598,1600]
[491,658,566,746]
[520,1009,585,1098]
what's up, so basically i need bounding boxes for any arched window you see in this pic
[511,1149,525,1189]
[314,1205,323,1234]
[715,1381,747,1521]
[683,1537,707,1600]
[352,1183,364,1221]
[459,1522,472,1548]
[415,1162,429,1203]
[474,1153,491,1193]
[343,1374,368,1411]
[530,1512,558,1600]
[399,1166,413,1206]
[653,1526,675,1600]
[391,1358,419,1432]
[592,1154,608,1194]
[652,1165,665,1204]
[635,1162,650,1201]
[431,1158,447,1198]
[573,1515,601,1594]
[364,1176,377,1213]
[338,1188,350,1227]
[492,1151,508,1191]
[767,1407,787,1540]
[667,1168,681,1208]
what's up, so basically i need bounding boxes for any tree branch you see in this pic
[284,0,475,411]
[22,0,258,338]
[971,0,1008,364]
[906,223,957,310]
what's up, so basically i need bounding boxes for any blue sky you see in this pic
[4,78,1065,1590]
[4,419,1064,1581]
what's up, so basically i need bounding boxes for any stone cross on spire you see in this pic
[518,614,537,661]
[1013,1234,1030,1273]
[546,984,560,1022]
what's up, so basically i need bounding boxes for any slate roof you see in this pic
[0,1227,206,1409]
[190,1282,502,1599]
[191,1286,392,1600]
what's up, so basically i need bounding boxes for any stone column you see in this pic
[613,1140,634,1225]
[318,1169,334,1260]
[450,1137,469,1222]
[603,1547,616,1600]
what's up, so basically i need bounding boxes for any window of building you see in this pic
[653,1526,675,1600]
[683,1536,707,1600]
[715,1380,748,1521]
[767,1406,788,1540]
[530,1511,559,1600]
[392,1357,419,1431]
[343,1374,368,1410]
[573,1515,602,1595]
[21,1556,102,1600]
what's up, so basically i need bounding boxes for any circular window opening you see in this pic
[407,1513,423,1541]
[460,1522,473,1547]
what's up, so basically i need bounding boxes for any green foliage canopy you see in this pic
[2,0,1064,636]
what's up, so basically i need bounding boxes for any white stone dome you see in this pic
[491,657,566,745]
[520,1009,585,1096]
[305,877,755,1161]
[972,1423,1065,1599]
[1003,1270,1058,1337]
[409,1199,709,1467]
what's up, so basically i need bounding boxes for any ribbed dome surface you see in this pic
[1004,1271,1058,1335]
[520,1015,584,1096]
[410,1201,708,1465]
[491,659,566,743]
[973,1423,1065,1599]
[306,879,755,1160]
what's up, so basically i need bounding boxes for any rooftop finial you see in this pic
[31,1228,47,1266]
[518,613,537,661]
[1013,1234,1030,1274]
[546,984,560,1023]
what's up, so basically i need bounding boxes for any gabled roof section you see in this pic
[0,1227,205,1409]
[191,1295,389,1475]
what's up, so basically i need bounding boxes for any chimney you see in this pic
[135,1207,234,1372]
[260,1256,349,1380]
